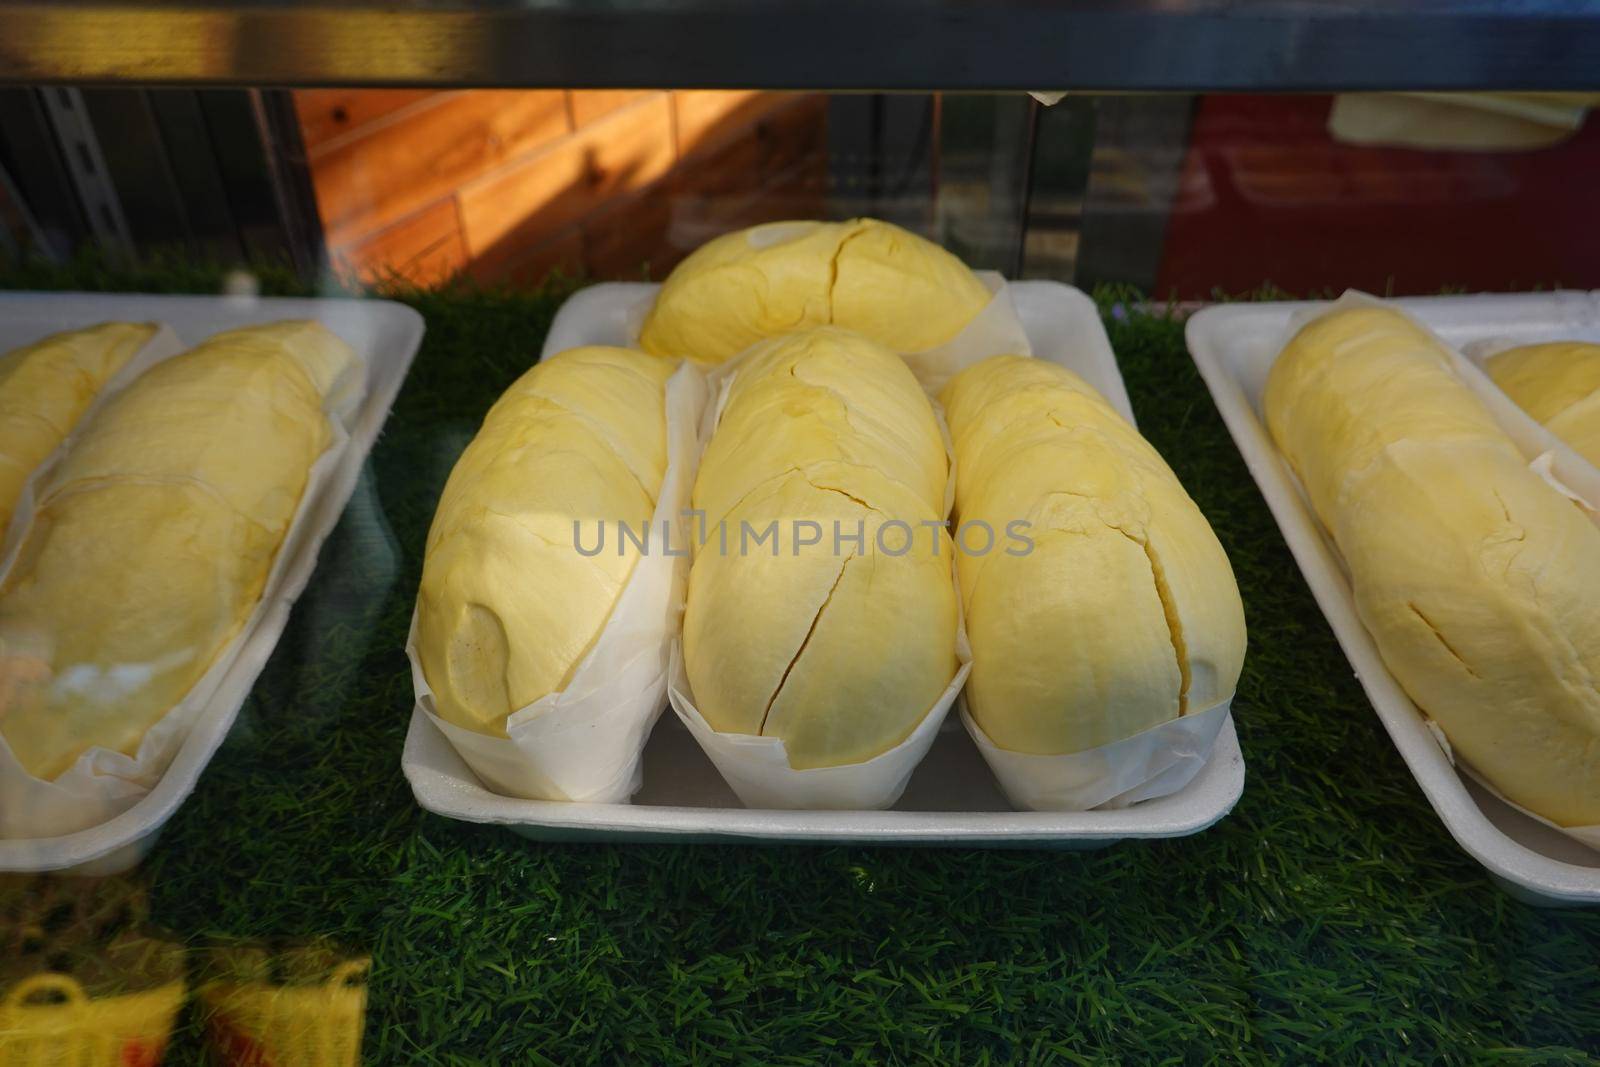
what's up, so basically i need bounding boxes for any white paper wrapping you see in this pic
[901,272,1033,394]
[1422,716,1600,852]
[929,322,1236,813]
[667,589,973,811]
[962,701,1232,812]
[559,272,1219,817]
[666,338,971,810]
[1282,290,1600,854]
[0,325,364,840]
[407,361,709,804]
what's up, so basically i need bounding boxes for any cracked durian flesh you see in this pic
[0,321,157,541]
[941,355,1245,755]
[417,346,673,737]
[695,327,948,532]
[1485,341,1600,467]
[1265,305,1600,827]
[638,218,993,364]
[682,328,959,769]
[0,320,357,781]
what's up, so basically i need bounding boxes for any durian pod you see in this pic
[0,321,359,782]
[411,346,707,804]
[417,346,675,738]
[1265,302,1600,828]
[680,327,961,784]
[0,323,159,542]
[639,218,994,365]
[1482,341,1600,468]
[941,356,1246,775]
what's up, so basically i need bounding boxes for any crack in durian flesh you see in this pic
[757,553,856,736]
[1114,527,1190,716]
[1407,601,1484,681]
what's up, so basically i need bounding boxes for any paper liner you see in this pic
[1281,290,1600,854]
[667,344,971,810]
[0,326,366,840]
[613,274,1221,815]
[900,272,1033,394]
[1421,715,1600,853]
[931,322,1234,812]
[407,361,709,804]
[666,582,973,811]
[961,701,1232,812]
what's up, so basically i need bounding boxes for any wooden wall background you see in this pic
[293,90,829,287]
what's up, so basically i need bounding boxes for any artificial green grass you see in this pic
[3,255,1599,1065]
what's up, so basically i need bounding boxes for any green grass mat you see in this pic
[3,258,1598,1065]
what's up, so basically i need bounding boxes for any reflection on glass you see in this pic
[2,875,371,1065]
[0,873,185,1066]
[197,941,371,1067]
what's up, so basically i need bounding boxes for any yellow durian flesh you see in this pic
[683,466,957,769]
[966,524,1182,753]
[639,218,991,364]
[1485,341,1600,466]
[419,422,651,733]
[0,321,156,539]
[47,326,342,536]
[490,342,674,496]
[639,221,845,364]
[720,325,949,474]
[1546,396,1600,468]
[683,328,958,769]
[416,346,672,737]
[0,482,273,779]
[829,218,994,353]
[941,355,1245,756]
[694,328,947,528]
[1266,305,1600,827]
[1264,307,1513,526]
[0,321,356,781]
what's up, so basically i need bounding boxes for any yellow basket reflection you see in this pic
[201,957,370,1067]
[0,971,184,1067]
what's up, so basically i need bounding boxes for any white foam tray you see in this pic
[1186,290,1600,906]
[0,291,424,874]
[403,279,1245,847]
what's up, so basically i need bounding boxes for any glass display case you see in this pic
[1,4,1598,1063]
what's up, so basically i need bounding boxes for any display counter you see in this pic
[2,258,1592,1062]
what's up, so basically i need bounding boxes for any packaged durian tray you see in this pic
[1187,289,1600,906]
[0,291,424,874]
[403,277,1248,847]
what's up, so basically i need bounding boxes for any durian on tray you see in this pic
[0,293,423,872]
[404,219,1249,838]
[1187,288,1600,904]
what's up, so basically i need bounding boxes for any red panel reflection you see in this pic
[1155,95,1600,299]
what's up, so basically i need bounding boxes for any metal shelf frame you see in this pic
[2,1,1599,92]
